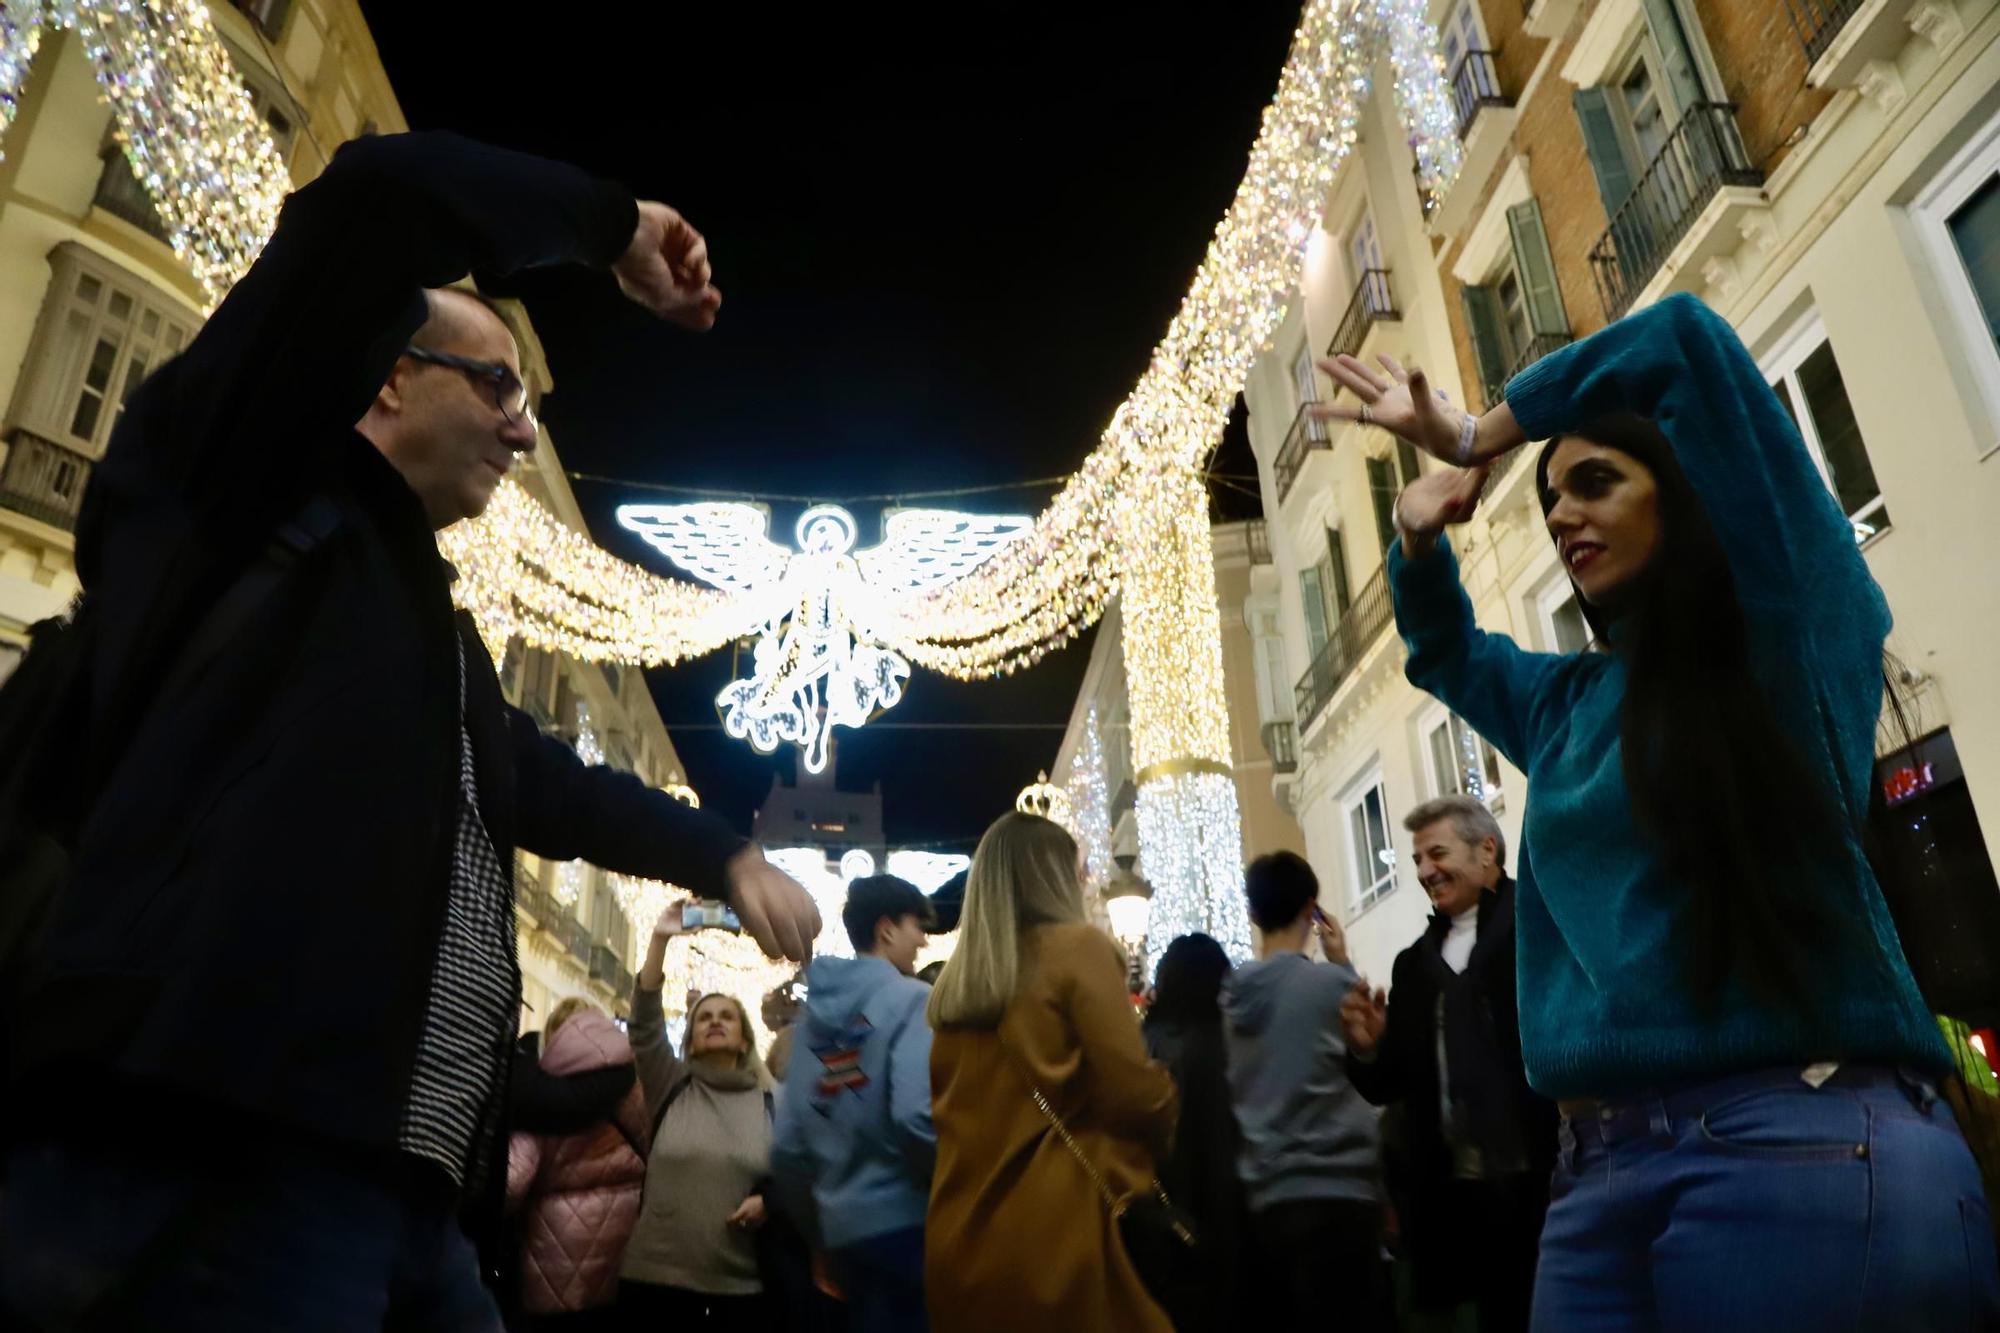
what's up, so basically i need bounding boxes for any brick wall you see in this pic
[1689,0,1834,179]
[1434,0,1833,405]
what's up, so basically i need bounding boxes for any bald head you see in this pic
[357,286,534,530]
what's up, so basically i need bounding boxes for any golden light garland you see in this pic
[0,0,1461,974]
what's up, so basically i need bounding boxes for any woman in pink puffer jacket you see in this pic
[506,998,652,1327]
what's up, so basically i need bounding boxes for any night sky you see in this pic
[358,3,1294,850]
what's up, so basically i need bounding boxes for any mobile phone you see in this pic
[682,901,742,932]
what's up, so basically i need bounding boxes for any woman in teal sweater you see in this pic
[1317,293,1997,1330]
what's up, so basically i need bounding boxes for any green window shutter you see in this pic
[1325,528,1352,617]
[1573,87,1637,217]
[1460,283,1511,407]
[1638,0,1709,118]
[1368,455,1400,555]
[1506,198,1570,338]
[1299,566,1329,655]
[1396,439,1422,488]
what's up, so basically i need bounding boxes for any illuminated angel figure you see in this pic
[617,502,1032,773]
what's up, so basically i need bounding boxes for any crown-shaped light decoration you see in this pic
[1016,770,1073,827]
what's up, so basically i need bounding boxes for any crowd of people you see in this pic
[0,126,1996,1330]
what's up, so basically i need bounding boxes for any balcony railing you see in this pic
[588,943,629,996]
[0,429,91,530]
[1326,269,1400,362]
[1781,0,1866,67]
[1274,402,1330,503]
[1245,518,1272,565]
[1295,565,1394,732]
[1481,331,1573,410]
[1413,161,1439,222]
[1261,720,1298,774]
[1587,103,1761,320]
[1448,50,1510,139]
[92,150,170,242]
[559,918,591,965]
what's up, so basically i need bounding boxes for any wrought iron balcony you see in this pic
[560,918,591,964]
[1587,103,1761,320]
[1294,565,1393,732]
[1261,720,1298,774]
[1245,518,1272,565]
[0,429,91,530]
[1326,269,1400,362]
[588,943,624,987]
[1481,331,1573,411]
[93,150,170,242]
[1448,50,1510,139]
[1781,0,1866,67]
[1274,402,1330,503]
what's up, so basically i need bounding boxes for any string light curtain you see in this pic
[0,0,1462,974]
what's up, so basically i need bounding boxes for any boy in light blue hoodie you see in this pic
[772,874,936,1333]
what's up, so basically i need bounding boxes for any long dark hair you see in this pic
[1147,933,1231,1028]
[1534,414,1875,1008]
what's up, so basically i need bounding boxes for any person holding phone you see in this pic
[622,901,778,1327]
[1222,851,1386,1331]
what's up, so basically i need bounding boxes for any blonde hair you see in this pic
[927,813,1086,1030]
[682,991,773,1089]
[545,996,595,1044]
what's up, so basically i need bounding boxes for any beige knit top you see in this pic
[621,983,771,1294]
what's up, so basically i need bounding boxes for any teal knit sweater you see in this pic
[1386,293,1947,1099]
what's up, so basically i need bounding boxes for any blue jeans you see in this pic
[1533,1065,2000,1332]
[2,1134,500,1331]
[832,1226,928,1333]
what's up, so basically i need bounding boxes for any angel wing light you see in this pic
[617,502,1032,773]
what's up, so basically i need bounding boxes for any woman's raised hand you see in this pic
[1393,466,1491,559]
[1313,352,1470,462]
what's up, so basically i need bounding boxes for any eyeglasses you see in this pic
[402,346,537,435]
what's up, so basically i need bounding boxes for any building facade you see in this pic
[1051,518,1308,952]
[0,0,692,1031]
[1243,0,2000,992]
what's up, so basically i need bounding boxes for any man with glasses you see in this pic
[2,131,821,1328]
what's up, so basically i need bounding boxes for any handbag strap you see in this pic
[997,1034,1181,1225]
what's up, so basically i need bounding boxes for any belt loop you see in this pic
[1896,1065,1937,1113]
[1557,1117,1577,1170]
[1648,1094,1672,1140]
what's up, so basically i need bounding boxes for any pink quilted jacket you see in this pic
[506,1009,652,1313]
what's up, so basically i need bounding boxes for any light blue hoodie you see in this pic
[770,953,936,1250]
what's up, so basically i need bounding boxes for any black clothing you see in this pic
[1143,1015,1247,1333]
[1345,876,1556,1321]
[14,132,747,1165]
[1246,1198,1389,1332]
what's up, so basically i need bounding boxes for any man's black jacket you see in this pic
[1345,876,1557,1189]
[17,132,745,1156]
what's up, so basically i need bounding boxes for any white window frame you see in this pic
[4,243,199,460]
[1339,764,1397,917]
[1759,311,1888,545]
[1417,701,1505,807]
[1909,104,2000,459]
[1534,573,1592,654]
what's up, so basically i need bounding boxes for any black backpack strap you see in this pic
[650,1074,690,1140]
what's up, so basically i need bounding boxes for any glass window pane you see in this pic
[106,291,131,322]
[82,336,116,393]
[1348,802,1369,892]
[76,274,101,305]
[1363,787,1389,879]
[1552,596,1590,654]
[1428,723,1461,796]
[1772,378,1799,431]
[1947,173,2000,359]
[1795,340,1885,530]
[140,310,159,337]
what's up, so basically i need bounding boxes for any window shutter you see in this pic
[1299,566,1329,655]
[1637,0,1710,119]
[1573,87,1637,217]
[1506,198,1570,338]
[1460,283,1511,407]
[1368,455,1400,554]
[1325,529,1353,617]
